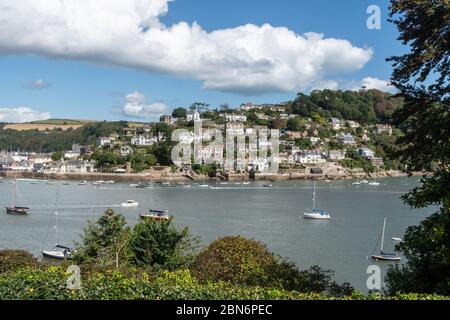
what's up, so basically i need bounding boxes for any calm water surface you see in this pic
[0,177,433,291]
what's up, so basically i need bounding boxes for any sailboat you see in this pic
[371,218,401,261]
[303,182,331,220]
[5,181,29,215]
[139,189,170,221]
[42,211,73,260]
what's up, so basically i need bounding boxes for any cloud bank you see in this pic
[0,0,374,94]
[122,91,167,118]
[0,107,51,123]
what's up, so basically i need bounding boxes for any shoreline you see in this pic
[0,169,425,183]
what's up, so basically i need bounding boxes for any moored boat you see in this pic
[140,209,170,221]
[303,182,331,220]
[371,218,401,262]
[5,181,29,215]
[121,200,139,207]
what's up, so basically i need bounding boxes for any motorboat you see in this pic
[121,200,139,208]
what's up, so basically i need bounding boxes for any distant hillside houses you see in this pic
[225,114,247,122]
[239,102,287,112]
[375,124,393,135]
[131,135,158,147]
[337,133,356,145]
[295,151,326,164]
[96,136,115,147]
[327,150,346,161]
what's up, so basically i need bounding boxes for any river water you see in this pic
[0,177,434,291]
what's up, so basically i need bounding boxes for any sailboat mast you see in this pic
[55,192,59,246]
[380,217,387,253]
[55,211,58,246]
[312,182,316,210]
[12,181,16,207]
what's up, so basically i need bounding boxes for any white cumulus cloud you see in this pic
[122,91,167,118]
[349,77,395,93]
[0,107,51,123]
[0,0,374,95]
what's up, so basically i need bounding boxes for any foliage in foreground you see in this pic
[72,209,196,272]
[384,0,450,295]
[0,267,448,301]
[386,207,450,296]
[190,236,353,296]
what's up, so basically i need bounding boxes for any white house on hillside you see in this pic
[131,135,157,147]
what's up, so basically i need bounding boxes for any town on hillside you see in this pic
[0,90,403,181]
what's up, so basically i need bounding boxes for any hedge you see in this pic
[0,267,448,300]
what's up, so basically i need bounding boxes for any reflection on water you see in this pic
[0,177,433,291]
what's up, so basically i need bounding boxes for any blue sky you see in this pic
[0,0,405,122]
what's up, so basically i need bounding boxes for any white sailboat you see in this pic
[303,182,331,220]
[42,211,72,260]
[371,217,401,261]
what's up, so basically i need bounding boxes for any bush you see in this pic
[190,236,277,287]
[0,250,39,273]
[268,261,353,296]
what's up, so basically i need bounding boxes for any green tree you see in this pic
[51,151,64,161]
[287,118,305,132]
[172,107,187,119]
[73,209,131,269]
[385,0,450,295]
[129,218,195,271]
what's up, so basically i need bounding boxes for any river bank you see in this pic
[0,168,425,183]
